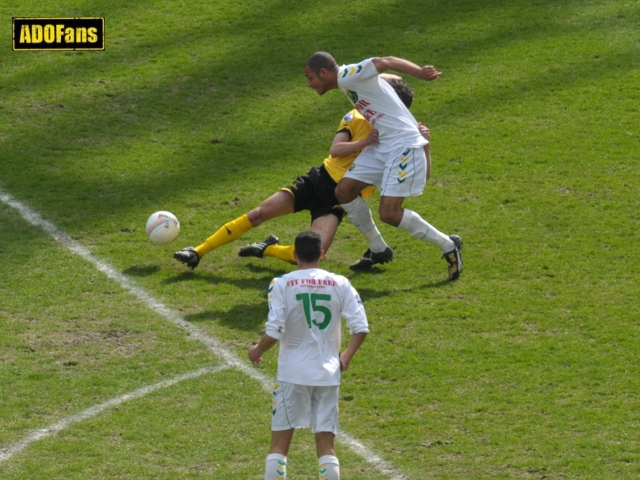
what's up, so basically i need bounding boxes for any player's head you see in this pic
[294,230,323,263]
[305,52,337,74]
[304,52,338,95]
[389,80,413,109]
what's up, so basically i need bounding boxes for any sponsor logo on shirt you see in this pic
[345,89,359,104]
[354,99,385,126]
[285,278,338,287]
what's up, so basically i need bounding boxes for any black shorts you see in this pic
[280,165,345,222]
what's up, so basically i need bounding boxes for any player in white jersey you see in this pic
[304,52,464,280]
[248,230,368,480]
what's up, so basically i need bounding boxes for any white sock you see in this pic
[398,209,454,252]
[318,455,340,480]
[265,453,287,480]
[340,197,388,253]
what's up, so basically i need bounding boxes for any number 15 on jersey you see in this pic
[296,293,332,330]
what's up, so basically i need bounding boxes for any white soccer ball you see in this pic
[146,211,180,245]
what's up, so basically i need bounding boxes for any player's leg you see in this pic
[336,159,392,268]
[260,210,339,264]
[312,211,341,253]
[335,178,385,251]
[269,429,295,455]
[240,167,343,265]
[311,385,340,480]
[306,170,351,256]
[173,191,294,269]
[316,432,340,480]
[379,194,453,250]
[397,207,463,280]
[240,209,341,265]
[266,382,313,479]
[199,190,294,253]
[378,146,463,280]
[264,429,294,480]
[334,176,366,205]
[246,190,296,226]
[240,167,333,263]
[233,191,298,260]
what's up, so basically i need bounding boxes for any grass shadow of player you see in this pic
[354,278,454,302]
[241,262,296,275]
[122,259,292,290]
[160,269,276,291]
[122,265,162,277]
[184,302,268,332]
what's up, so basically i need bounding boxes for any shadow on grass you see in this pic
[356,278,454,302]
[242,263,296,275]
[160,264,282,290]
[122,265,162,276]
[184,303,268,332]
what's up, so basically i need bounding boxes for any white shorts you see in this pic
[271,381,339,434]
[344,146,426,197]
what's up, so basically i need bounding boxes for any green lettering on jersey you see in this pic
[296,293,333,330]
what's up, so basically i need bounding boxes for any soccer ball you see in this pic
[146,211,180,245]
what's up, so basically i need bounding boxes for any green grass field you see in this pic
[1,0,639,478]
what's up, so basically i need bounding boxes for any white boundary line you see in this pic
[0,365,230,464]
[0,189,408,480]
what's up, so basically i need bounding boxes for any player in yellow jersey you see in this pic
[173,79,424,270]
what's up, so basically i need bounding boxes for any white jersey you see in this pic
[266,268,369,386]
[337,58,428,154]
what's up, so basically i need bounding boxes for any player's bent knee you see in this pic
[379,208,403,227]
[335,186,354,204]
[247,209,265,227]
[335,181,360,204]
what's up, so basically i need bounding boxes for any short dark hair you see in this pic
[389,80,413,109]
[305,52,338,74]
[294,231,322,263]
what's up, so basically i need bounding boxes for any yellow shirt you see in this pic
[322,110,376,199]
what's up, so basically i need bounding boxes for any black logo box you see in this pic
[13,17,104,51]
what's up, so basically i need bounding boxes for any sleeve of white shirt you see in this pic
[265,277,286,340]
[338,58,379,89]
[341,281,369,335]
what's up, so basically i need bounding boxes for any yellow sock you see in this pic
[263,244,296,264]
[195,214,253,257]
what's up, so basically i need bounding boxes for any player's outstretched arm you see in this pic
[372,56,441,81]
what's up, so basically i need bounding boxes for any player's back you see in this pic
[268,268,366,386]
